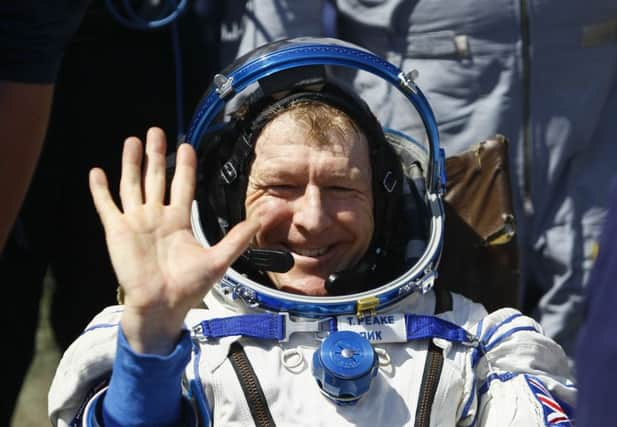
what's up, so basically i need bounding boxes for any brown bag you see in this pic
[436,135,520,312]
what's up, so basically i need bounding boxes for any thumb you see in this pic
[206,216,261,279]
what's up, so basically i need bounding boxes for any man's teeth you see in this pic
[293,247,328,257]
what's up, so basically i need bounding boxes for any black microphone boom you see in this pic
[241,249,295,273]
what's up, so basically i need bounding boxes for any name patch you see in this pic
[337,313,407,343]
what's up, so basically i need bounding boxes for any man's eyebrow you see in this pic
[250,168,297,182]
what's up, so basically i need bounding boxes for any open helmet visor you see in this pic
[185,37,446,317]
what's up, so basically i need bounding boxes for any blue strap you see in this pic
[197,313,474,345]
[199,314,285,340]
[405,314,473,344]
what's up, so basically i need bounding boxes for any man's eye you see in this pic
[328,186,353,193]
[268,185,297,194]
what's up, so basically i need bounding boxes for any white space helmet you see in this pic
[185,37,446,318]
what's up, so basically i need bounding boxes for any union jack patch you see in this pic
[525,375,573,426]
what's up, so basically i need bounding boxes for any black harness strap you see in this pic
[226,289,453,427]
[414,286,453,427]
[228,342,277,427]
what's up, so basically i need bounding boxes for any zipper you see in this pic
[414,288,451,426]
[519,0,533,215]
[228,342,276,427]
[414,342,445,427]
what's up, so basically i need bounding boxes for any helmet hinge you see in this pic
[213,73,234,99]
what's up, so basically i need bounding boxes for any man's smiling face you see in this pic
[244,102,374,296]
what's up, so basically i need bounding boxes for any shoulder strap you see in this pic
[414,286,453,427]
[228,342,277,427]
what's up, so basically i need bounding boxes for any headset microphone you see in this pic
[241,249,295,273]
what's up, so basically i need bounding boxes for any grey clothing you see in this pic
[222,0,617,359]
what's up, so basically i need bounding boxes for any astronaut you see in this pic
[49,38,575,426]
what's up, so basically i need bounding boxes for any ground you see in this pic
[12,276,60,427]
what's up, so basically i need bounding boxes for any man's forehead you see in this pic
[251,160,367,181]
[255,111,369,155]
[250,134,372,186]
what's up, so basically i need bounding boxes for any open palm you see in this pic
[89,128,259,353]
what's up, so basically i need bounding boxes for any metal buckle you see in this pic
[280,312,331,342]
[191,323,209,343]
[462,333,481,348]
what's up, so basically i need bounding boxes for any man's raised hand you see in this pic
[89,128,259,354]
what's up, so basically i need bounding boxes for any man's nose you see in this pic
[293,186,332,234]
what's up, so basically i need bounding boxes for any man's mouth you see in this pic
[291,246,330,258]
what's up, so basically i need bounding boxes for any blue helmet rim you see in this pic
[186,37,445,317]
[185,37,443,194]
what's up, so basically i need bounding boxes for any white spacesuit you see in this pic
[50,290,575,426]
[48,38,575,426]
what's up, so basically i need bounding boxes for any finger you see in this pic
[90,168,121,228]
[170,143,197,210]
[207,217,261,279]
[144,127,167,205]
[119,137,144,212]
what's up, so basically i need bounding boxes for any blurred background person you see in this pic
[576,177,617,426]
[0,1,222,424]
[222,0,617,366]
[1,1,89,421]
[0,1,88,251]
